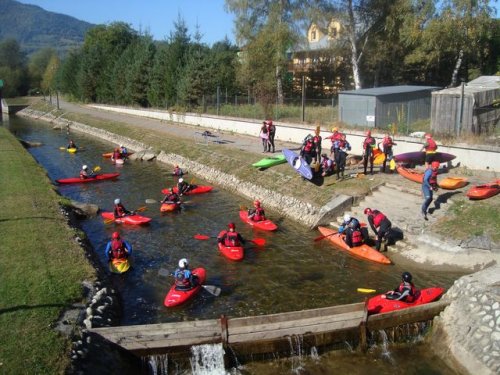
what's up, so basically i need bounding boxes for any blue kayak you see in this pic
[282,149,313,180]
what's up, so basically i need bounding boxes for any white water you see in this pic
[147,354,168,375]
[378,330,395,365]
[190,344,228,375]
[288,335,305,374]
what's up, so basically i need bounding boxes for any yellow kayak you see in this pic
[67,147,78,153]
[109,258,131,274]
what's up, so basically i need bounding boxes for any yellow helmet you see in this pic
[331,127,338,132]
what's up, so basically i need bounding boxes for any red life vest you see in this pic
[383,136,393,147]
[112,151,122,160]
[313,135,322,146]
[111,239,126,259]
[267,124,275,134]
[398,282,417,302]
[429,169,438,186]
[115,204,126,217]
[425,138,437,153]
[371,210,387,227]
[252,207,265,221]
[363,137,376,150]
[351,229,363,246]
[224,231,241,247]
[80,171,88,179]
[303,140,314,153]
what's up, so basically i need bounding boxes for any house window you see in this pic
[330,27,337,38]
[311,30,316,41]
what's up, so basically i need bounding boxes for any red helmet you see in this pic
[112,231,120,239]
[254,200,261,207]
[228,222,236,230]
[431,161,440,169]
[364,208,372,215]
[267,120,273,125]
[425,133,432,138]
[365,130,371,136]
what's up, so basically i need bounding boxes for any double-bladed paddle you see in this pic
[313,231,339,242]
[103,206,148,224]
[194,234,266,246]
[158,268,221,296]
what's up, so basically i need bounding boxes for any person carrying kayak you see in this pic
[177,178,195,196]
[421,133,438,169]
[421,161,440,221]
[161,189,181,204]
[362,130,376,175]
[218,222,246,247]
[67,140,77,149]
[113,198,133,218]
[339,214,367,248]
[320,154,334,177]
[382,272,417,302]
[379,133,396,173]
[248,200,266,222]
[105,231,132,261]
[174,258,198,291]
[173,165,185,176]
[79,165,94,179]
[364,208,392,251]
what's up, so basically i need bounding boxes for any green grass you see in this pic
[0,127,96,374]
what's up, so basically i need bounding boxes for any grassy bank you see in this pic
[0,127,95,374]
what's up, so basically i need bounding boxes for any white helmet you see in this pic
[114,198,121,205]
[82,165,88,170]
[343,214,351,222]
[178,258,188,268]
[179,178,184,183]
[119,144,124,148]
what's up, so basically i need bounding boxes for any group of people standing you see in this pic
[259,119,276,153]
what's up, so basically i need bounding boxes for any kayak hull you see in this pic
[466,179,500,200]
[239,211,278,231]
[367,287,445,315]
[164,268,207,307]
[252,155,287,169]
[101,211,152,225]
[109,258,131,274]
[397,166,468,189]
[394,151,456,165]
[282,148,313,180]
[160,202,181,212]
[161,185,213,195]
[56,173,120,184]
[317,226,391,265]
[217,231,244,261]
[67,147,77,153]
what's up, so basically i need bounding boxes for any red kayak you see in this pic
[161,185,213,195]
[239,211,278,231]
[217,230,244,261]
[367,287,445,315]
[160,202,181,212]
[466,179,500,200]
[101,212,151,225]
[164,268,206,307]
[56,173,120,184]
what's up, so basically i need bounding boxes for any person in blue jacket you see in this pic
[105,232,132,261]
[421,161,440,220]
[174,258,198,290]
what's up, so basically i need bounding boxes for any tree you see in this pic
[59,49,82,99]
[28,48,57,93]
[41,55,60,94]
[0,38,29,97]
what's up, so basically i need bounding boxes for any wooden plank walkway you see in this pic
[89,300,448,358]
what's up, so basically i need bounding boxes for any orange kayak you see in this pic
[160,202,181,212]
[466,179,500,200]
[397,166,468,189]
[317,226,391,265]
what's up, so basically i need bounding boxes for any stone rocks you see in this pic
[460,234,497,251]
[69,200,99,217]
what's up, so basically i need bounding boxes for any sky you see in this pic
[17,0,236,46]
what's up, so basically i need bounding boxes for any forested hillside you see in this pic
[0,0,93,56]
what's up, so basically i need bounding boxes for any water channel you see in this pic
[7,116,464,374]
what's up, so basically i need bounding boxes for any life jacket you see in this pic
[174,269,191,287]
[322,158,332,171]
[351,229,363,247]
[252,207,265,221]
[425,138,437,153]
[371,210,387,227]
[398,281,417,302]
[303,140,314,153]
[267,124,275,134]
[112,150,122,160]
[224,231,241,247]
[383,136,393,148]
[114,204,126,217]
[429,169,438,187]
[313,135,322,146]
[110,239,127,259]
[167,193,179,202]
[363,137,376,155]
[80,170,88,179]
[330,132,342,143]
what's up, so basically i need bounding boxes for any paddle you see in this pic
[357,288,376,293]
[157,268,221,296]
[194,234,266,246]
[103,206,148,224]
[92,166,101,173]
[313,231,339,242]
[145,198,190,205]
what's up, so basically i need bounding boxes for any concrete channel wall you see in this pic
[89,104,500,172]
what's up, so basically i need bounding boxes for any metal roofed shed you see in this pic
[430,76,500,136]
[338,85,440,130]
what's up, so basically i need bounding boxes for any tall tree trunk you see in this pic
[450,49,464,88]
[347,0,362,89]
[276,65,284,104]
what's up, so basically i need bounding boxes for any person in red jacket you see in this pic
[362,130,376,175]
[218,222,246,247]
[364,208,392,251]
[379,133,396,173]
[382,272,417,302]
[248,200,266,222]
[421,133,438,169]
[104,231,132,261]
[113,198,132,218]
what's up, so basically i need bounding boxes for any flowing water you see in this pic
[6,116,463,374]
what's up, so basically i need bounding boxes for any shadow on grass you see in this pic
[0,303,66,315]
[0,216,59,223]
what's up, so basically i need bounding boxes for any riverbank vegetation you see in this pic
[0,127,95,374]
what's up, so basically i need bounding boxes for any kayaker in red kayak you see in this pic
[364,208,392,252]
[67,139,77,149]
[247,200,266,222]
[421,133,438,169]
[339,214,367,248]
[421,161,440,221]
[174,258,198,291]
[382,272,417,302]
[362,130,376,175]
[379,133,396,173]
[79,165,94,179]
[114,198,133,218]
[105,231,132,261]
[161,189,181,204]
[177,178,195,196]
[173,165,185,176]
[218,222,246,247]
